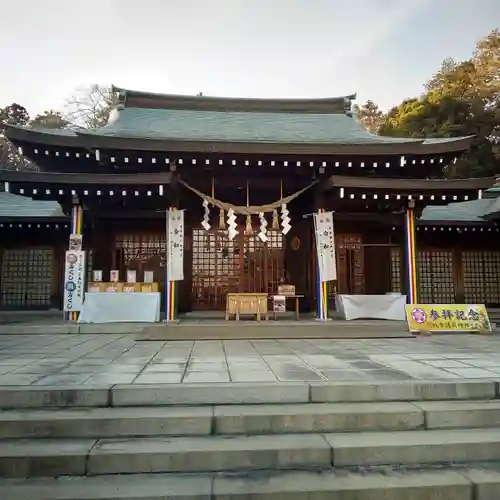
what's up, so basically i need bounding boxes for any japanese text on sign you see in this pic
[313,211,337,282]
[406,304,491,333]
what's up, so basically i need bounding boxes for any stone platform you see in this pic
[2,334,500,386]
[138,318,413,341]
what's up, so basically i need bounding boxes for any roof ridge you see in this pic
[112,85,356,114]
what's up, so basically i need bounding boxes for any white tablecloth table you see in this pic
[335,294,407,321]
[78,292,161,324]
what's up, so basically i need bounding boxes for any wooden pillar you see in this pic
[453,247,465,303]
[404,200,418,304]
[91,219,112,284]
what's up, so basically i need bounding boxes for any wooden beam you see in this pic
[319,174,495,192]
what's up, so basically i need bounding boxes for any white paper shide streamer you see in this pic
[201,199,211,231]
[227,208,238,241]
[280,203,291,235]
[258,212,268,242]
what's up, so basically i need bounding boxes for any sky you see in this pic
[1,0,499,117]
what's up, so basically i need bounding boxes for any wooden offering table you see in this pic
[225,293,269,321]
[272,295,305,321]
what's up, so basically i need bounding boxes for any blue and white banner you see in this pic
[63,250,86,312]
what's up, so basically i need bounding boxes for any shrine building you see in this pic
[0,87,497,315]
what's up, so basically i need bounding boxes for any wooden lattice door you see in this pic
[336,234,364,294]
[462,250,500,305]
[417,249,455,303]
[191,228,284,310]
[1,247,54,308]
[114,232,166,284]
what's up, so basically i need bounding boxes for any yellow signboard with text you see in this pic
[406,304,492,333]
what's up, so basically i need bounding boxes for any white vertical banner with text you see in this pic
[313,211,337,282]
[167,209,185,281]
[63,250,86,312]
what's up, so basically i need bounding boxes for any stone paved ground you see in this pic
[1,334,500,385]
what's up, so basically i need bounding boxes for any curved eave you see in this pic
[482,211,500,221]
[321,174,495,191]
[5,125,83,148]
[5,125,474,157]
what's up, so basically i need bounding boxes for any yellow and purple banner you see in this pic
[406,304,492,333]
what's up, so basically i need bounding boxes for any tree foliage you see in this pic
[30,110,68,129]
[64,84,118,129]
[379,29,500,178]
[0,103,34,170]
[353,100,385,133]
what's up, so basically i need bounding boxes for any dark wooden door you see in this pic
[336,234,364,294]
[191,228,285,310]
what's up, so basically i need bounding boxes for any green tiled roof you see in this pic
[483,197,500,219]
[77,106,471,145]
[420,199,497,223]
[0,192,64,219]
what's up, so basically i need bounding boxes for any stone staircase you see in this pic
[2,380,500,498]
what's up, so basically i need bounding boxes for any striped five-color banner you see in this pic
[404,206,418,304]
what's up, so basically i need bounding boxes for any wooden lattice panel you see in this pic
[192,229,238,309]
[241,230,284,295]
[336,234,364,294]
[192,228,284,310]
[1,248,53,308]
[86,249,93,286]
[417,250,455,304]
[462,250,500,304]
[115,232,166,270]
[390,248,402,293]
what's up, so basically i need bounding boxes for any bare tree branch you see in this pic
[63,84,119,129]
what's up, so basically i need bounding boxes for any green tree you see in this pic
[30,110,68,129]
[353,100,385,133]
[380,29,500,178]
[0,103,29,127]
[424,57,459,93]
[0,103,34,170]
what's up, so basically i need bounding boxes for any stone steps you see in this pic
[3,380,500,498]
[4,428,500,477]
[0,379,496,408]
[4,400,500,439]
[3,469,500,499]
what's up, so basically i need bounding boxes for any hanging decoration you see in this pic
[281,204,291,235]
[219,209,225,229]
[245,180,253,235]
[179,178,317,239]
[227,208,238,240]
[212,177,225,230]
[201,199,211,230]
[245,216,253,235]
[279,180,291,235]
[258,212,268,242]
[272,209,279,229]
